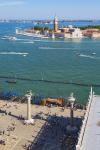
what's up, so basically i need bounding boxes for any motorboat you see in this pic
[8,36,17,41]
[41,36,49,39]
[92,52,96,55]
[2,36,17,41]
[23,54,27,57]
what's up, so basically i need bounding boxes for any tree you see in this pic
[34,26,49,32]
[44,26,49,31]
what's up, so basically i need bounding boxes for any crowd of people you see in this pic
[26,115,82,150]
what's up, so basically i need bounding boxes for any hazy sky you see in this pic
[0,0,100,19]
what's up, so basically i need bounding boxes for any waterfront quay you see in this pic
[16,16,100,39]
[0,99,84,150]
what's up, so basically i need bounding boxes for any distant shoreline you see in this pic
[0,20,100,23]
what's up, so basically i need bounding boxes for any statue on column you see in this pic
[24,91,34,125]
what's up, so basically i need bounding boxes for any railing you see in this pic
[76,87,94,150]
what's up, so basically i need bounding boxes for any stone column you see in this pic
[25,91,32,120]
[27,95,31,120]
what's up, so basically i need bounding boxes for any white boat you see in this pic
[41,36,49,39]
[8,36,17,41]
[92,52,96,55]
[2,36,17,41]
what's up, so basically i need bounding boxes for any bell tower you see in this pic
[54,16,58,32]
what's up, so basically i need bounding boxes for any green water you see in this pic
[0,23,100,104]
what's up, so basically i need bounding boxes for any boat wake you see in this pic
[1,36,32,42]
[0,52,28,56]
[39,47,75,50]
[16,38,33,41]
[21,41,34,44]
[34,39,70,43]
[79,54,100,60]
[1,36,17,41]
[1,37,7,40]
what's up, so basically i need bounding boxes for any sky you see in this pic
[0,0,100,20]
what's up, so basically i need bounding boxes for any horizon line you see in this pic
[0,18,100,21]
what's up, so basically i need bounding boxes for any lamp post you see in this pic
[66,93,77,134]
[68,93,75,127]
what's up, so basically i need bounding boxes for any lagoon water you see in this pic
[0,21,100,104]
